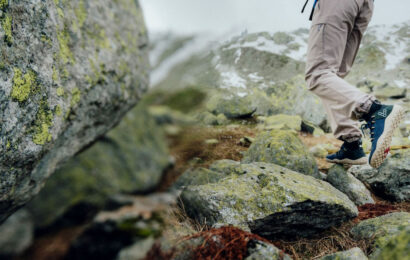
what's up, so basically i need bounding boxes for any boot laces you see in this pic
[360,115,376,142]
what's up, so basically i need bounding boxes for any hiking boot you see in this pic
[326,140,367,165]
[361,102,405,168]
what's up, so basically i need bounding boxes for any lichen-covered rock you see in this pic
[148,105,195,125]
[26,105,171,228]
[117,237,155,260]
[262,114,302,131]
[0,209,33,257]
[206,93,257,119]
[180,162,358,239]
[351,212,410,251]
[318,247,368,260]
[242,130,321,179]
[371,226,410,260]
[326,165,374,206]
[245,240,292,260]
[172,167,228,190]
[0,0,149,222]
[348,150,410,202]
[310,143,337,158]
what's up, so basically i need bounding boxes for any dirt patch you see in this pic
[158,125,259,190]
[355,203,399,222]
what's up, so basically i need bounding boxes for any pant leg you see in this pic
[305,0,375,141]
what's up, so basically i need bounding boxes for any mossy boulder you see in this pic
[206,93,257,119]
[172,167,229,190]
[348,149,410,202]
[351,212,410,253]
[0,0,149,222]
[180,162,358,239]
[262,114,302,131]
[318,247,368,260]
[326,165,374,206]
[242,130,321,179]
[26,105,171,228]
[371,226,410,260]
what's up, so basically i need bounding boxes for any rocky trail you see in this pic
[0,1,409,259]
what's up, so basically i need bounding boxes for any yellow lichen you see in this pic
[56,87,65,96]
[57,29,74,64]
[2,14,13,44]
[55,105,62,116]
[70,87,81,106]
[52,66,59,82]
[32,102,54,145]
[0,0,7,9]
[57,7,64,19]
[11,68,36,103]
[74,0,87,28]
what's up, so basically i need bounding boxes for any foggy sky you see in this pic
[140,0,410,34]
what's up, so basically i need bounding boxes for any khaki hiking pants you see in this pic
[305,0,376,141]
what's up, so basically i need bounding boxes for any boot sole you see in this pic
[370,105,405,168]
[326,157,368,165]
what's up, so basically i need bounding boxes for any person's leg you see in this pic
[305,0,375,142]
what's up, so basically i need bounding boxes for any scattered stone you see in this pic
[0,0,149,223]
[263,114,302,131]
[351,212,410,251]
[117,237,156,260]
[180,162,358,239]
[318,247,368,260]
[239,136,255,147]
[148,105,194,125]
[371,226,410,260]
[301,120,326,137]
[26,106,172,228]
[205,139,219,145]
[206,94,257,119]
[242,130,321,179]
[0,210,33,257]
[197,111,229,125]
[245,240,292,260]
[326,165,374,206]
[309,144,337,158]
[348,149,410,202]
[374,83,407,99]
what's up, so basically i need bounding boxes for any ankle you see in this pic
[362,100,382,121]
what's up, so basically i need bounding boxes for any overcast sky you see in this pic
[140,0,410,35]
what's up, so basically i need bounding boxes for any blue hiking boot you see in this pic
[361,102,405,168]
[326,140,367,165]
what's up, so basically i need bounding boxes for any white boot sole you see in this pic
[326,157,368,165]
[370,105,405,169]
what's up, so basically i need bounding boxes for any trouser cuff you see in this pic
[354,95,376,119]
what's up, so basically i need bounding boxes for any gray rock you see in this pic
[180,162,358,239]
[351,212,410,252]
[348,150,410,202]
[117,237,155,260]
[0,0,149,222]
[26,105,171,228]
[0,209,33,256]
[318,247,368,260]
[242,130,321,179]
[326,165,374,206]
[172,167,228,190]
[246,240,291,260]
[206,94,257,119]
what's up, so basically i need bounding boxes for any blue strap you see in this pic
[309,0,319,20]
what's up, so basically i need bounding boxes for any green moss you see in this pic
[70,87,81,106]
[56,86,64,96]
[52,66,59,82]
[32,101,54,145]
[6,140,10,149]
[2,14,13,44]
[11,68,36,103]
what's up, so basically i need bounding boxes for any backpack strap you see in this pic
[301,0,319,21]
[301,0,310,13]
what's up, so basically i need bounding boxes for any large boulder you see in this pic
[348,149,410,202]
[242,130,321,179]
[0,0,149,222]
[326,165,374,206]
[26,105,171,228]
[351,212,410,253]
[180,162,358,239]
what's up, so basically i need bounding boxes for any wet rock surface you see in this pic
[0,0,149,222]
[180,162,358,239]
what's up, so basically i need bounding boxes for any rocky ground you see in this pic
[0,5,409,259]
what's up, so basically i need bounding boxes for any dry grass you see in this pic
[158,125,259,190]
